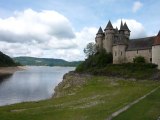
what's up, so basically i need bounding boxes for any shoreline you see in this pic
[0,66,26,76]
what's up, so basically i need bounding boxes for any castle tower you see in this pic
[113,34,127,64]
[123,22,131,39]
[152,31,160,69]
[104,20,115,53]
[119,20,124,34]
[95,27,104,50]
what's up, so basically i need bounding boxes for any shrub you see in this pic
[76,49,113,72]
[133,56,146,63]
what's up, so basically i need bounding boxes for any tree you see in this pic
[84,42,97,58]
[133,56,146,63]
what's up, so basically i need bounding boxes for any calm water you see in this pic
[0,66,75,106]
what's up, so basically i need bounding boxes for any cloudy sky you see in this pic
[0,0,159,61]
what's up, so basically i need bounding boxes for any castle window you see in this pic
[149,49,151,53]
[137,50,138,54]
[115,52,117,56]
[121,51,122,56]
[150,58,152,62]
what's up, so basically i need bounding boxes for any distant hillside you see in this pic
[13,57,82,67]
[0,51,19,67]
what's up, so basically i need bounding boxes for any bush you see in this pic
[76,49,113,72]
[133,56,146,63]
[82,63,158,79]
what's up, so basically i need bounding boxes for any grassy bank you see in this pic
[0,75,159,120]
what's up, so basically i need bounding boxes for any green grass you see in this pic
[0,76,159,120]
[113,87,160,120]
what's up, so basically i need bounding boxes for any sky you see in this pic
[0,0,159,61]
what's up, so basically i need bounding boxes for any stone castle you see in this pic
[95,20,160,69]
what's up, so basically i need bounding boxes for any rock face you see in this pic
[53,71,91,98]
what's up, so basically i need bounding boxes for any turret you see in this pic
[123,22,131,39]
[152,31,160,69]
[95,27,104,50]
[119,20,124,34]
[103,20,115,53]
[112,34,127,64]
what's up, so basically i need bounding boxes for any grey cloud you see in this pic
[0,30,46,43]
[48,25,75,39]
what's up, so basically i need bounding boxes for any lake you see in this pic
[0,66,75,106]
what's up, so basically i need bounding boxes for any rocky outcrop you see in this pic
[53,71,92,98]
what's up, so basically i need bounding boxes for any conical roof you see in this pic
[96,27,103,35]
[104,20,113,30]
[120,20,124,30]
[115,27,119,33]
[154,31,160,45]
[123,22,131,32]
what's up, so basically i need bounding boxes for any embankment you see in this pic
[0,66,25,79]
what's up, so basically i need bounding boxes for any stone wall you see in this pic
[113,45,126,64]
[152,45,160,69]
[126,49,152,63]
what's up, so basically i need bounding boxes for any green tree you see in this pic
[133,56,146,63]
[84,42,97,57]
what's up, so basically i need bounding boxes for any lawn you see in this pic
[113,86,160,120]
[0,76,159,120]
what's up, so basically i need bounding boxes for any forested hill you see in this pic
[0,51,18,67]
[13,57,82,67]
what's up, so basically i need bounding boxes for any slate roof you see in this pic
[126,36,155,51]
[123,22,130,32]
[153,31,160,45]
[96,27,104,35]
[120,20,124,30]
[104,20,113,30]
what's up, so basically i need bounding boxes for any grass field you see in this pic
[0,76,159,120]
[113,86,160,120]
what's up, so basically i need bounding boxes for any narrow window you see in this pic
[150,58,152,62]
[121,51,122,56]
[149,49,151,53]
[115,52,117,56]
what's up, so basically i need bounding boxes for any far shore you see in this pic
[0,66,26,75]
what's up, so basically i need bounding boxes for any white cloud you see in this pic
[113,19,147,38]
[0,9,148,61]
[0,9,97,61]
[132,1,143,13]
[0,9,75,43]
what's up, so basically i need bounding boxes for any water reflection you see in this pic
[0,66,75,106]
[0,74,13,85]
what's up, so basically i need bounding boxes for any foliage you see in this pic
[81,63,158,80]
[14,57,82,67]
[133,56,146,63]
[84,42,97,57]
[76,49,113,72]
[0,51,19,67]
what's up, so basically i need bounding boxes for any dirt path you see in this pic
[106,86,160,120]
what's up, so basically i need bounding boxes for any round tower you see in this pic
[95,27,104,51]
[103,20,115,53]
[152,31,160,69]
